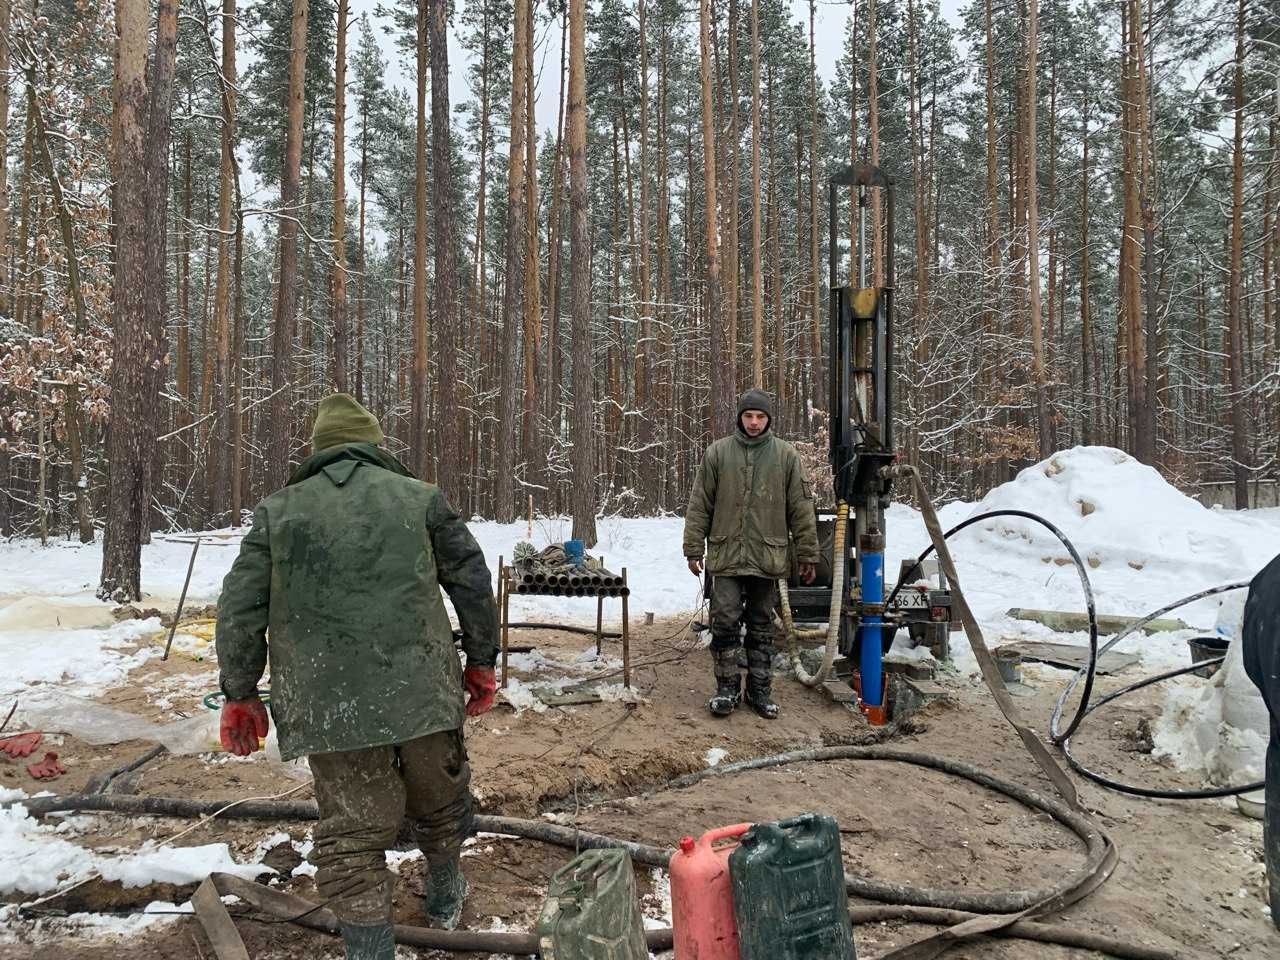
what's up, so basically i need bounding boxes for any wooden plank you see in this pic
[1006,608,1190,634]
[192,876,250,960]
[997,640,1140,675]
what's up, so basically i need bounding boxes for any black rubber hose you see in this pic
[883,508,1100,743]
[1048,580,1250,743]
[653,745,1112,914]
[211,872,1174,960]
[17,747,1110,917]
[1060,655,1266,800]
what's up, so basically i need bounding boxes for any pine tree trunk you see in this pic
[232,211,245,519]
[209,0,236,524]
[520,9,540,501]
[495,0,528,522]
[331,0,350,393]
[700,0,730,436]
[636,0,654,503]
[411,0,430,478]
[0,0,10,318]
[356,69,368,403]
[100,0,176,600]
[1080,72,1095,444]
[725,0,740,399]
[1025,0,1051,459]
[907,0,926,465]
[867,0,882,287]
[568,0,596,545]
[1227,0,1249,506]
[268,0,308,489]
[749,0,762,388]
[545,9,568,431]
[429,0,461,507]
[807,0,822,409]
[1135,0,1159,463]
[768,63,783,408]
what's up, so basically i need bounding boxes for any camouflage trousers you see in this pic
[308,728,473,924]
[708,575,778,690]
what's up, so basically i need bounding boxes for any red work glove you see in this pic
[27,751,65,780]
[0,731,42,759]
[220,697,269,756]
[463,666,497,717]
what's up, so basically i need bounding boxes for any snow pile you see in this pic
[0,790,271,896]
[931,447,1276,620]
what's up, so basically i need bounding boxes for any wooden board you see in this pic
[192,876,250,960]
[996,640,1140,675]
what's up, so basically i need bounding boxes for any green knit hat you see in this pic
[311,393,384,451]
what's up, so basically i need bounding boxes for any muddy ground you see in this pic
[1,614,1276,959]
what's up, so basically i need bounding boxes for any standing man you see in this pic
[215,393,499,960]
[683,389,819,719]
[1243,554,1280,929]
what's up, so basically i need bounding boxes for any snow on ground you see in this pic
[1,445,1278,920]
[0,787,272,897]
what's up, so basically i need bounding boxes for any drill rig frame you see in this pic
[785,164,952,724]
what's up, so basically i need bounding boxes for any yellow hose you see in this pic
[783,501,848,687]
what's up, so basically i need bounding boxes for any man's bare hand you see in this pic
[799,562,816,585]
[687,557,704,577]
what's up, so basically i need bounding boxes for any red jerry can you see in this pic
[669,823,752,960]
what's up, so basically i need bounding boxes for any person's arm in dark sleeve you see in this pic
[682,446,717,559]
[786,449,820,564]
[215,505,272,700]
[428,489,498,668]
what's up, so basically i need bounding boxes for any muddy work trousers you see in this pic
[709,575,778,689]
[308,728,472,924]
[1242,556,1280,928]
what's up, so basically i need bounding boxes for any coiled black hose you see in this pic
[885,508,1099,742]
[884,510,1262,801]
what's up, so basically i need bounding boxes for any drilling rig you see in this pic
[783,164,952,725]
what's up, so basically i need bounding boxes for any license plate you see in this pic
[891,590,930,609]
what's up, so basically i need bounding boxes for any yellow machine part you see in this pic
[850,287,879,319]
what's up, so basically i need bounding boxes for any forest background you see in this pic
[0,0,1276,600]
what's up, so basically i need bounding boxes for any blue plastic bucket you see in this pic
[564,539,585,566]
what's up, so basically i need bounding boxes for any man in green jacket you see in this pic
[683,389,820,718]
[215,393,498,960]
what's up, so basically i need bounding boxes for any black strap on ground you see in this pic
[885,464,1080,810]
[875,465,1125,958]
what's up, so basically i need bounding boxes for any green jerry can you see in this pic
[535,847,649,960]
[728,813,858,960]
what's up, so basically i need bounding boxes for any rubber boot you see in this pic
[423,856,468,930]
[744,648,779,719]
[339,921,396,960]
[708,646,742,717]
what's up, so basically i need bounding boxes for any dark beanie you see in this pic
[737,388,775,422]
[311,393,384,451]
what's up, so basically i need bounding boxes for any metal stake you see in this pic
[162,537,202,661]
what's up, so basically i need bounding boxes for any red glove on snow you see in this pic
[27,751,65,780]
[463,666,497,717]
[0,731,42,759]
[220,697,269,756]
